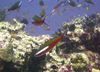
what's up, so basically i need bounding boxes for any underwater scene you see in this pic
[0,0,100,72]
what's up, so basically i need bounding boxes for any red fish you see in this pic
[34,34,65,57]
[32,20,45,26]
[69,0,77,7]
[32,15,46,26]
[8,1,22,11]
[51,2,63,16]
[39,0,45,8]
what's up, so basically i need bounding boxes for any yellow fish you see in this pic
[86,6,89,10]
[45,16,48,19]
[59,13,63,15]
[42,25,46,27]
[77,4,82,8]
[45,5,48,8]
[25,13,28,16]
[24,11,30,16]
[70,9,72,11]
[66,7,70,9]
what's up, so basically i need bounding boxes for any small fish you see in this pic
[25,13,28,16]
[51,2,63,16]
[68,0,77,7]
[24,11,30,16]
[34,34,65,57]
[40,9,46,17]
[32,21,45,26]
[84,0,94,5]
[32,15,43,22]
[66,7,70,9]
[86,6,89,10]
[25,13,29,16]
[42,25,46,27]
[62,7,71,13]
[8,1,22,11]
[59,12,63,15]
[44,5,48,8]
[77,3,82,8]
[32,15,48,26]
[70,9,72,11]
[32,15,45,26]
[39,0,45,8]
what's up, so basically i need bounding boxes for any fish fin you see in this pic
[34,46,49,57]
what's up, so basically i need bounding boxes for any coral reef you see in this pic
[0,19,50,72]
[0,13,100,72]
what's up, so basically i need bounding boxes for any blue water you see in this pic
[0,0,100,36]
